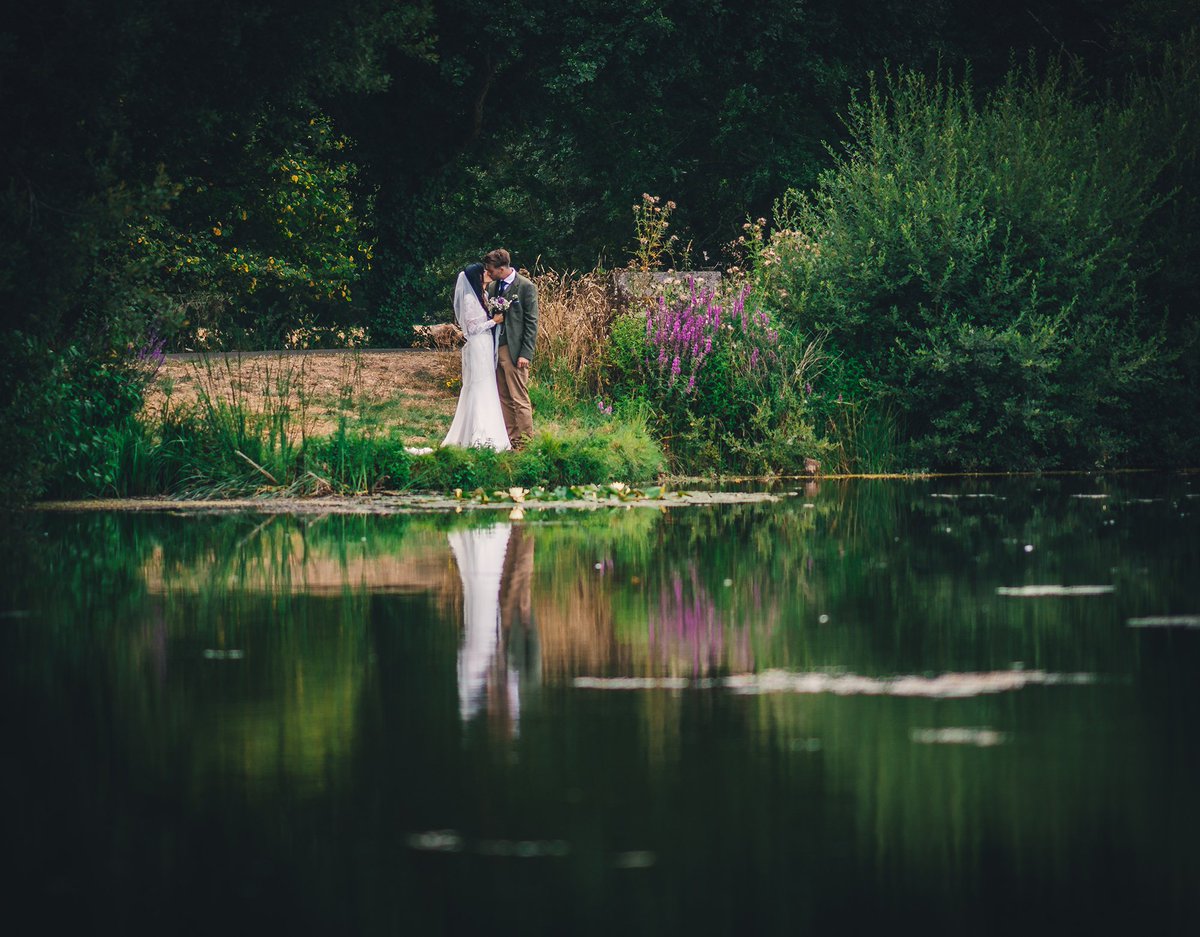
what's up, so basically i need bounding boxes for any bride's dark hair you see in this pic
[463,262,486,308]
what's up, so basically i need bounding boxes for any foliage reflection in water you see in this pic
[3,474,1199,935]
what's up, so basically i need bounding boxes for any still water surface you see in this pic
[4,476,1199,935]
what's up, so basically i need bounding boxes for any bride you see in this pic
[442,262,511,451]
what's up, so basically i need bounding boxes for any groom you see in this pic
[484,248,538,448]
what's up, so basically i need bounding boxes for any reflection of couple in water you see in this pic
[448,523,538,736]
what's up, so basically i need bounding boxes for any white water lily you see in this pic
[609,482,629,495]
[508,487,527,503]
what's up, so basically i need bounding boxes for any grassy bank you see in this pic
[45,347,663,499]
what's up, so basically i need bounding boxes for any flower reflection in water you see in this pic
[648,564,758,676]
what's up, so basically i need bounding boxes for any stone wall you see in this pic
[611,269,724,307]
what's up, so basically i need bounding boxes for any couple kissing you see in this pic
[442,248,539,452]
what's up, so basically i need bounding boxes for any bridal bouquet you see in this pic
[488,295,512,314]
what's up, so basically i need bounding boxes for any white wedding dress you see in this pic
[442,272,511,451]
[450,523,513,722]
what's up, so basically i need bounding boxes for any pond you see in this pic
[3,475,1199,935]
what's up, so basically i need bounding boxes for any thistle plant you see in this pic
[631,193,679,273]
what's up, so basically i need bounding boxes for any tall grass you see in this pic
[183,352,314,488]
[529,267,614,400]
[826,400,901,475]
[62,346,663,499]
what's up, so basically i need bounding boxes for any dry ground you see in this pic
[144,349,463,445]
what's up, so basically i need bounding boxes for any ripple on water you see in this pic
[573,669,1095,698]
[911,727,1007,747]
[406,830,463,853]
[406,831,569,858]
[1127,615,1200,629]
[996,585,1115,596]
[613,850,657,869]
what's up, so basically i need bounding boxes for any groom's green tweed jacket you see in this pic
[490,272,539,363]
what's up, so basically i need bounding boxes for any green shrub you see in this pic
[40,346,158,497]
[604,312,652,399]
[0,336,61,502]
[406,422,663,492]
[310,427,414,492]
[410,444,500,491]
[749,58,1195,469]
[371,435,414,489]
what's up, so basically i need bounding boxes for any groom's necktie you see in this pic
[496,281,507,345]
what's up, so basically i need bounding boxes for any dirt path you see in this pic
[144,348,462,438]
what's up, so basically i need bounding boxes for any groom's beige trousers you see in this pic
[496,345,534,446]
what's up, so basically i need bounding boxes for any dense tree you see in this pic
[342,0,1193,341]
[352,0,966,341]
[1,1,433,340]
[0,0,432,496]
